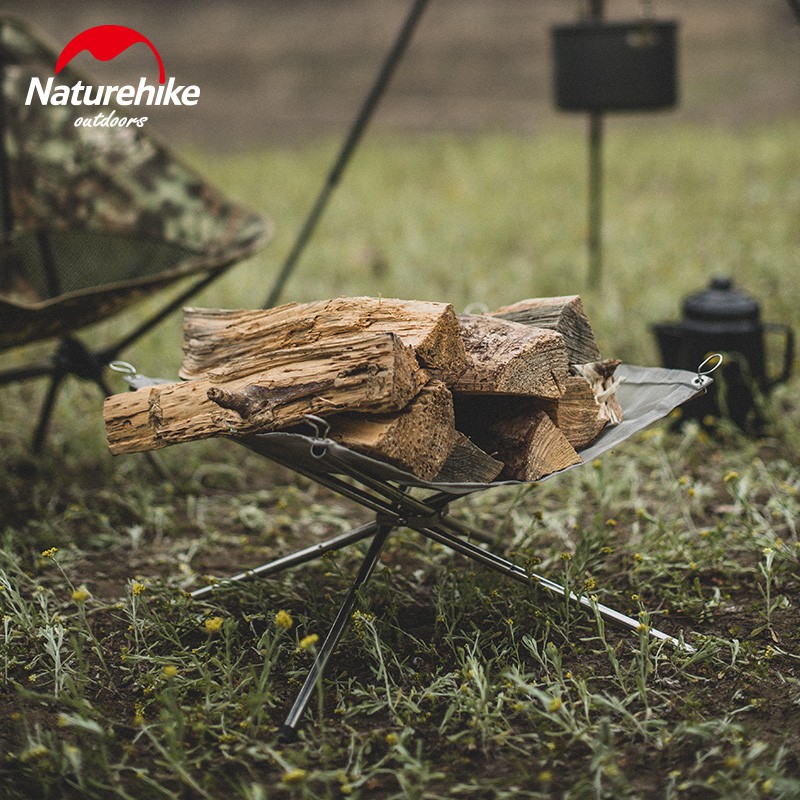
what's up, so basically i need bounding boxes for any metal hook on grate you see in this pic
[304,414,331,458]
[692,353,723,387]
[108,360,141,387]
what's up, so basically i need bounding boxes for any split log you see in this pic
[535,370,621,450]
[434,432,504,484]
[492,296,601,365]
[180,297,466,379]
[327,381,455,481]
[104,332,424,454]
[431,315,569,398]
[490,411,582,482]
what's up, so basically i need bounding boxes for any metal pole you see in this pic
[416,519,692,652]
[588,0,604,289]
[263,0,431,308]
[190,520,379,599]
[278,525,392,742]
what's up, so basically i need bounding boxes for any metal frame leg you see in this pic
[278,525,392,743]
[190,520,380,599]
[32,372,64,454]
[415,517,692,652]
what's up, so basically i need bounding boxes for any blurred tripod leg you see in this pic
[32,371,64,454]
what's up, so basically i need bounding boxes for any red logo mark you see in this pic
[55,25,165,85]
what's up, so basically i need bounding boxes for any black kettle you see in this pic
[652,276,794,429]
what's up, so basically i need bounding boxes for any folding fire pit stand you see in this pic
[169,363,715,743]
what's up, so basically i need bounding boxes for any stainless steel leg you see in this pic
[190,520,380,599]
[278,525,392,743]
[416,520,693,653]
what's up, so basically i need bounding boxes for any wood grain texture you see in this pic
[490,410,582,481]
[492,295,601,365]
[180,297,466,379]
[105,332,424,454]
[431,315,569,398]
[327,380,455,480]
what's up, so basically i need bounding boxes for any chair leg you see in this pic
[32,372,64,454]
[278,524,392,743]
[190,520,381,599]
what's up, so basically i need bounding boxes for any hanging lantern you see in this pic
[552,3,678,113]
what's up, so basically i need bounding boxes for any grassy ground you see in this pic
[2,123,800,798]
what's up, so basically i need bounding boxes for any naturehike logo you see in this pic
[25,24,200,128]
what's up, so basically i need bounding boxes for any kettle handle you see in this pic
[764,322,794,389]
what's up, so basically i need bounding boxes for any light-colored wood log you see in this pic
[180,297,466,379]
[431,315,569,398]
[327,380,455,480]
[492,296,601,365]
[490,410,582,481]
[104,332,424,454]
[434,431,504,484]
[536,374,611,450]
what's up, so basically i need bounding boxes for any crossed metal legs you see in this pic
[192,493,691,742]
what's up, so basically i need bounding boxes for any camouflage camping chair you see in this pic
[0,18,270,449]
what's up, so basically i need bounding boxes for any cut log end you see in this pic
[327,380,456,480]
[491,410,582,482]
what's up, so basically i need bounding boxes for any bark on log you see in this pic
[490,410,582,481]
[104,332,424,454]
[492,296,601,365]
[180,297,466,379]
[434,431,504,484]
[327,380,455,480]
[431,315,569,398]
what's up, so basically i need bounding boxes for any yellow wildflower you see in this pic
[131,581,145,596]
[298,633,319,650]
[41,547,58,559]
[386,733,399,746]
[162,665,179,679]
[281,768,307,785]
[548,697,562,713]
[71,588,90,603]
[203,616,224,634]
[274,609,293,630]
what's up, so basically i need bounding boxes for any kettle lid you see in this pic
[682,276,760,323]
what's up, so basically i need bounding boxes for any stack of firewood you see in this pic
[103,296,623,483]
